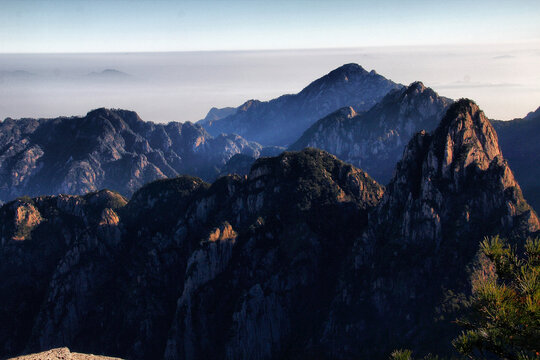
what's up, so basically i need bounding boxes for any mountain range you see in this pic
[0,108,271,203]
[198,63,403,146]
[1,100,537,359]
[289,81,453,183]
[1,64,540,359]
[3,64,538,211]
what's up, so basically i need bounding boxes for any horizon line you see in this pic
[1,39,539,56]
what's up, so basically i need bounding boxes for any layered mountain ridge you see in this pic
[1,100,537,360]
[290,81,453,183]
[198,63,403,146]
[0,108,269,202]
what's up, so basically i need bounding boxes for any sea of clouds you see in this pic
[1,43,539,123]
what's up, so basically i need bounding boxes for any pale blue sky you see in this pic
[1,0,539,53]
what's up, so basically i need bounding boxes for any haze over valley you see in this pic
[1,43,539,123]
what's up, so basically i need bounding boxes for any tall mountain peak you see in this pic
[198,64,402,146]
[323,63,368,79]
[290,82,453,183]
[377,98,540,245]
[301,63,373,92]
[323,101,539,359]
[433,99,502,173]
[86,107,111,117]
[335,63,367,72]
[405,80,426,94]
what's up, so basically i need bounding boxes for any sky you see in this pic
[0,0,539,122]
[1,0,539,53]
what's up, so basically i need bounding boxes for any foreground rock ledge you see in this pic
[8,347,123,360]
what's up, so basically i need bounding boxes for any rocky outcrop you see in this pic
[290,81,453,183]
[322,99,539,358]
[10,201,43,241]
[493,105,540,211]
[165,222,237,359]
[199,63,402,146]
[8,347,123,360]
[0,108,263,203]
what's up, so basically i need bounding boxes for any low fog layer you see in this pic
[1,44,539,123]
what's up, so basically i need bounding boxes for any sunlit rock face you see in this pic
[199,63,403,146]
[0,108,263,203]
[321,99,539,359]
[290,81,453,184]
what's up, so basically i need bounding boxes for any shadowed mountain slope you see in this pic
[493,106,540,211]
[199,63,403,146]
[290,81,453,184]
[1,102,537,360]
[0,149,383,359]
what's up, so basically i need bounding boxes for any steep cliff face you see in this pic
[0,190,127,357]
[322,100,539,358]
[163,149,383,360]
[0,149,384,360]
[199,63,402,146]
[0,108,262,202]
[493,106,540,211]
[290,82,453,183]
